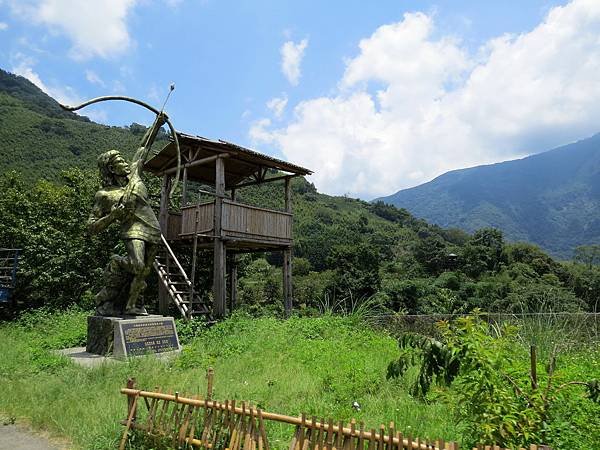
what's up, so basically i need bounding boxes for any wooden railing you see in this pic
[175,200,292,244]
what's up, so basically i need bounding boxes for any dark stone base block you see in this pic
[86,316,122,355]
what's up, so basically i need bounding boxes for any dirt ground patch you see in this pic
[0,418,71,450]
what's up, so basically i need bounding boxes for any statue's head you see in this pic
[98,150,131,187]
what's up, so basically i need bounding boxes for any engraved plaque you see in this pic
[114,317,180,358]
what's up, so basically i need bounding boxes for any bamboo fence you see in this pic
[119,369,551,450]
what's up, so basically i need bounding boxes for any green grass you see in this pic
[0,310,460,449]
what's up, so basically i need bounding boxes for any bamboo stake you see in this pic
[244,406,253,450]
[311,416,319,450]
[207,367,215,400]
[229,415,240,450]
[368,429,376,450]
[179,403,195,446]
[188,396,203,445]
[358,422,365,450]
[336,420,344,450]
[230,400,237,432]
[166,393,181,434]
[326,418,334,450]
[346,419,356,450]
[157,390,172,432]
[318,417,327,450]
[290,426,299,450]
[396,432,403,450]
[126,378,137,422]
[146,387,161,434]
[388,423,395,450]
[171,401,187,448]
[119,392,139,450]
[378,424,385,450]
[258,409,269,450]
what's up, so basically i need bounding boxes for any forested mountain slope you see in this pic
[2,67,600,317]
[0,69,144,180]
[378,135,600,259]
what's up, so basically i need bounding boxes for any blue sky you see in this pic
[3,0,600,199]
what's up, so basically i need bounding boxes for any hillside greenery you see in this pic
[0,69,167,181]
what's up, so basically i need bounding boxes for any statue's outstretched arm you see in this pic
[130,113,168,177]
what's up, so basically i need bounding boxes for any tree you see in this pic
[0,169,119,308]
[414,235,447,275]
[461,228,504,277]
[573,245,600,269]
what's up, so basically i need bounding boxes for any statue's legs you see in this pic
[124,239,157,315]
[95,255,131,315]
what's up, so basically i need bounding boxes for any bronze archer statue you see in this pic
[88,113,167,316]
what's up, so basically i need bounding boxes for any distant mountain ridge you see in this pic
[377,135,600,258]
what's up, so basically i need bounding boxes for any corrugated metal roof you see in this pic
[146,132,312,177]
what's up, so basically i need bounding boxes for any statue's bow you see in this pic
[59,95,180,198]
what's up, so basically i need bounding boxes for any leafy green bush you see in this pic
[387,315,600,448]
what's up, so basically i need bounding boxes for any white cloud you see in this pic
[85,69,105,87]
[9,0,137,60]
[12,54,81,105]
[0,22,8,30]
[112,79,126,93]
[253,2,600,199]
[266,94,288,118]
[147,84,161,103]
[85,107,109,123]
[281,38,308,86]
[249,118,274,144]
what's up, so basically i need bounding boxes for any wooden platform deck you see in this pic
[165,200,292,250]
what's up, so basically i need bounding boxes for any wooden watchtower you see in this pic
[144,133,312,319]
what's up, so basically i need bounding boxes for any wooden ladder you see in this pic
[154,235,211,320]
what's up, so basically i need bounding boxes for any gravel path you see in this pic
[0,423,63,450]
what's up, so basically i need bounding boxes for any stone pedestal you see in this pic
[86,315,180,357]
[86,315,121,355]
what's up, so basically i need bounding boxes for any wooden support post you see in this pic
[283,177,293,317]
[189,196,201,318]
[229,189,238,313]
[159,175,171,232]
[158,175,171,315]
[181,167,189,207]
[213,156,226,318]
[229,255,238,312]
[530,345,538,390]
